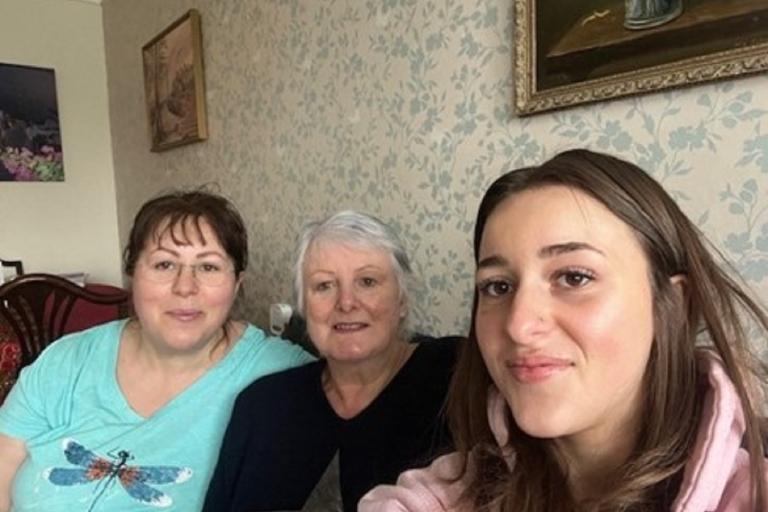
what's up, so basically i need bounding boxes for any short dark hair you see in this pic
[123,190,248,276]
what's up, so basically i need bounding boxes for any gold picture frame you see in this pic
[142,9,208,151]
[514,0,768,116]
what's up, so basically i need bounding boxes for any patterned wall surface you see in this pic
[103,0,768,336]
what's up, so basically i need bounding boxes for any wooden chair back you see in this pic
[0,273,131,370]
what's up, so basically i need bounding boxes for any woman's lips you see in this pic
[333,322,367,332]
[167,309,202,322]
[506,357,573,383]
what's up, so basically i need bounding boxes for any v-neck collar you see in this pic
[107,320,254,421]
[318,342,423,424]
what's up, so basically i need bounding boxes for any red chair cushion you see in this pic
[0,319,20,371]
[0,316,21,403]
[62,283,131,335]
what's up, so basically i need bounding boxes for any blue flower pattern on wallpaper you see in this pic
[109,1,768,341]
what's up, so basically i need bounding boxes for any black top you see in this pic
[203,336,459,512]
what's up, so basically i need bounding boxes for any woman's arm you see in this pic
[201,400,251,512]
[0,433,26,512]
[203,366,330,511]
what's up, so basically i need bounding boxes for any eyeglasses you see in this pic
[139,261,235,287]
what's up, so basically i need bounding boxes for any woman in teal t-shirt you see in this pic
[0,191,312,512]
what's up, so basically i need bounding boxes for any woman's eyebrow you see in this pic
[195,250,226,259]
[477,254,507,270]
[150,245,180,257]
[538,241,604,258]
[477,241,604,270]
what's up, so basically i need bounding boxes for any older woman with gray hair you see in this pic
[203,210,459,512]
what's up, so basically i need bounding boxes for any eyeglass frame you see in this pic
[136,260,238,287]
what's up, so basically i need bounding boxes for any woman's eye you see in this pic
[360,277,377,287]
[478,279,512,298]
[555,270,594,288]
[153,261,175,271]
[314,281,333,292]
[198,263,222,273]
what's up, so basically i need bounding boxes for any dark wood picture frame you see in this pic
[142,9,208,151]
[514,0,768,116]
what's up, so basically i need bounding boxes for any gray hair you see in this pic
[293,210,413,331]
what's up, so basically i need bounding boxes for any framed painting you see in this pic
[514,0,768,115]
[142,9,208,152]
[0,63,64,182]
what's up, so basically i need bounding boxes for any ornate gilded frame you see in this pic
[142,9,208,151]
[514,0,768,116]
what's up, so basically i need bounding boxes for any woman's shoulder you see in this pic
[382,335,461,404]
[235,323,315,362]
[239,322,300,348]
[204,322,315,398]
[707,449,768,511]
[411,334,465,345]
[34,318,124,363]
[410,334,464,366]
[234,359,325,407]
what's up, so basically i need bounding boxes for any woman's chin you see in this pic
[512,410,571,440]
[152,334,217,355]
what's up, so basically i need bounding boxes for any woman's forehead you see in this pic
[147,215,218,249]
[306,239,392,268]
[480,185,644,265]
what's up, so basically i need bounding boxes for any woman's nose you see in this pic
[336,283,358,312]
[505,284,550,345]
[172,264,199,295]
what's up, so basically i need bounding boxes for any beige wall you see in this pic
[103,1,768,333]
[0,0,121,285]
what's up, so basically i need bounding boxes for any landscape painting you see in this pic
[142,9,208,152]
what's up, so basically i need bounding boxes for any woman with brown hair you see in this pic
[0,190,313,512]
[360,149,768,511]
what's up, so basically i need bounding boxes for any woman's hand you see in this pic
[0,433,26,512]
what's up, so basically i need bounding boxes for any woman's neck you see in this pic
[117,320,241,418]
[323,340,415,419]
[129,319,239,373]
[556,396,644,501]
[562,439,636,501]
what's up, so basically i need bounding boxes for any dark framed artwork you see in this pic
[514,0,768,115]
[142,9,208,152]
[0,63,64,182]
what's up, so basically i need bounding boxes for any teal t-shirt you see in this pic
[0,319,313,512]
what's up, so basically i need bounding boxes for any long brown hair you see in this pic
[448,149,768,511]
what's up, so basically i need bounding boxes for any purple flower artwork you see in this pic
[0,63,64,182]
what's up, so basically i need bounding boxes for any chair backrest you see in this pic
[0,273,131,370]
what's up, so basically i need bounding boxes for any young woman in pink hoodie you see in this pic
[360,149,768,511]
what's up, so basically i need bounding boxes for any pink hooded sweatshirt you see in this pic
[359,353,765,511]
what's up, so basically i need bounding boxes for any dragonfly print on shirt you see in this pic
[43,438,193,511]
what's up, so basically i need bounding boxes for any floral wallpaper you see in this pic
[103,0,768,340]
